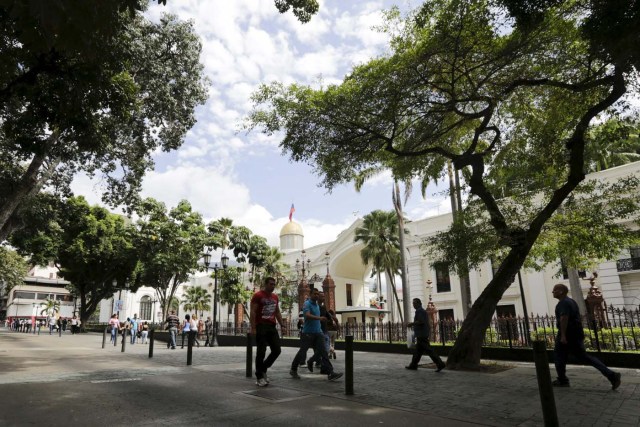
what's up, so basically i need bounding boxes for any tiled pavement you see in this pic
[1,328,638,426]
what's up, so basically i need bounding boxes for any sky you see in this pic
[73,0,452,249]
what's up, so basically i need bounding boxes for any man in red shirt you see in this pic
[250,276,284,387]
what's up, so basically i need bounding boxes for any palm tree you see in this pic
[181,286,211,317]
[354,210,404,323]
[39,298,60,316]
[585,118,640,172]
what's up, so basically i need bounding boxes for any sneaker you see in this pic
[306,359,314,373]
[328,372,343,381]
[264,373,270,384]
[289,370,300,379]
[611,372,621,390]
[552,379,570,387]
[256,378,268,387]
[405,365,418,370]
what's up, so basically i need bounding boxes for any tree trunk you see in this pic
[567,268,587,315]
[393,181,411,324]
[446,247,529,369]
[386,269,404,324]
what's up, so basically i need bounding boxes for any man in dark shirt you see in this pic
[165,310,180,350]
[406,298,445,371]
[552,283,621,389]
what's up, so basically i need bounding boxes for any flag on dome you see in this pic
[289,203,295,221]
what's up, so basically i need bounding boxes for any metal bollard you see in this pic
[187,330,195,366]
[246,333,253,378]
[148,329,154,358]
[345,335,354,395]
[121,329,127,352]
[102,327,107,349]
[532,340,559,427]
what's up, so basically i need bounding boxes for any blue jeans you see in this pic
[110,327,117,342]
[292,332,333,374]
[554,338,615,383]
[169,327,177,348]
[130,329,136,344]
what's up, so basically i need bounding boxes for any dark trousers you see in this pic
[554,339,615,383]
[291,332,333,374]
[255,323,281,379]
[409,337,445,368]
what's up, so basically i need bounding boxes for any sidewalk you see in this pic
[0,328,638,426]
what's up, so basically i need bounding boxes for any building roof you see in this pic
[280,220,303,237]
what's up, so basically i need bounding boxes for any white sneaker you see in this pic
[264,374,270,384]
[256,378,268,387]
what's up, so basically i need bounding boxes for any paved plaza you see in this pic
[0,328,638,426]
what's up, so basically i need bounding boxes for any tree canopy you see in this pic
[247,0,640,368]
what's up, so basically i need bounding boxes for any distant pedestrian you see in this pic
[181,314,191,348]
[190,315,200,348]
[70,316,79,334]
[48,315,56,335]
[108,314,120,343]
[551,284,621,389]
[290,288,343,382]
[165,310,180,349]
[130,316,138,344]
[141,322,149,344]
[405,298,445,372]
[250,276,285,387]
[204,316,212,346]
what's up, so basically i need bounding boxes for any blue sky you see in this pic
[72,0,451,248]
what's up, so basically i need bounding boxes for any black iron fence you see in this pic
[88,304,640,353]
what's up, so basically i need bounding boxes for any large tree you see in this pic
[0,6,208,242]
[135,198,207,321]
[10,196,140,324]
[247,0,640,368]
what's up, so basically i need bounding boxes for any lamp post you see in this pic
[203,251,229,347]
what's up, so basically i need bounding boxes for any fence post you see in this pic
[148,329,155,358]
[246,333,253,378]
[388,321,392,344]
[121,329,127,352]
[102,327,107,349]
[345,335,354,396]
[532,340,559,427]
[440,321,446,346]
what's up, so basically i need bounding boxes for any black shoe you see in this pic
[290,370,300,379]
[328,372,343,381]
[611,372,621,390]
[405,365,418,370]
[306,359,314,373]
[552,379,570,387]
[436,363,446,372]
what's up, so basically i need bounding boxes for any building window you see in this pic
[630,246,640,259]
[435,263,451,293]
[346,283,353,306]
[13,291,36,300]
[139,296,152,321]
[438,308,454,321]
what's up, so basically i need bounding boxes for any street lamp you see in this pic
[203,251,229,347]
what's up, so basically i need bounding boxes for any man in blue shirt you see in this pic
[290,288,342,381]
[406,298,445,371]
[552,283,621,389]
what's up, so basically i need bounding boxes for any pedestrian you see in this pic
[307,291,336,372]
[327,307,340,359]
[130,315,138,344]
[70,315,79,334]
[290,288,343,382]
[190,314,200,348]
[204,316,212,346]
[181,314,191,348]
[551,284,621,389]
[48,314,56,335]
[141,321,149,344]
[165,310,180,349]
[62,317,68,333]
[406,298,446,372]
[108,314,120,343]
[250,276,285,387]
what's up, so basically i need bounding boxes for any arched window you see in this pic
[139,296,152,320]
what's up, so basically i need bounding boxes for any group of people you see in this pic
[162,311,209,349]
[107,313,150,344]
[8,315,82,335]
[250,277,344,387]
